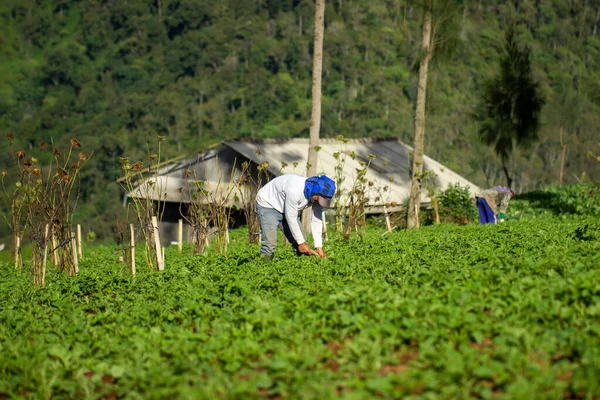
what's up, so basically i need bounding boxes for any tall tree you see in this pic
[545,79,582,185]
[477,26,545,188]
[306,0,325,178]
[303,0,325,230]
[407,0,461,230]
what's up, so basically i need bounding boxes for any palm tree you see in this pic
[478,26,545,188]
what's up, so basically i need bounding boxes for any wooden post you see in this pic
[151,216,164,271]
[130,224,136,276]
[382,206,397,236]
[384,206,392,232]
[15,236,21,270]
[178,219,183,252]
[42,225,50,286]
[71,232,79,274]
[77,224,82,259]
[51,234,58,265]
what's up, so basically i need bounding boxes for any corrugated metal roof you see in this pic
[125,138,480,210]
[223,138,480,206]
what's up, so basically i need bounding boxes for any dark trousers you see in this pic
[476,197,496,224]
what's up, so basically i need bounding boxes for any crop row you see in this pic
[0,216,599,399]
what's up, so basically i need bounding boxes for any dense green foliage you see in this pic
[1,216,599,398]
[508,182,600,220]
[1,0,600,240]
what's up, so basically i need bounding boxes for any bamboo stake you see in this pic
[71,232,79,274]
[130,224,136,276]
[51,234,58,265]
[77,224,82,259]
[152,216,164,270]
[178,219,183,252]
[42,225,49,286]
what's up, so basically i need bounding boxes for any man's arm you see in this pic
[284,193,306,245]
[311,204,324,249]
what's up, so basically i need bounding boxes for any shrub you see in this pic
[439,184,478,224]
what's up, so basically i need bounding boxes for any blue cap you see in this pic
[304,175,336,208]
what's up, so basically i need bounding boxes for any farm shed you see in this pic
[224,138,480,213]
[122,138,480,243]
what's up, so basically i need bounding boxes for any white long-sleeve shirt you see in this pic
[256,175,324,248]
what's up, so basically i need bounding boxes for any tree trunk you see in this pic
[501,158,513,188]
[407,3,432,230]
[559,125,566,185]
[303,0,325,231]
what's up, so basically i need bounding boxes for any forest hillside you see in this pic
[1,0,599,239]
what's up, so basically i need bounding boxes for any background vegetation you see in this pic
[1,0,599,242]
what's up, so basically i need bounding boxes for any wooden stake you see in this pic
[152,216,164,271]
[384,206,392,232]
[130,224,136,276]
[77,224,82,259]
[162,247,165,265]
[51,234,58,265]
[15,236,21,270]
[42,225,49,286]
[71,232,79,274]
[178,219,183,252]
[415,202,420,228]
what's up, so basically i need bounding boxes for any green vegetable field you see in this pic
[1,214,599,399]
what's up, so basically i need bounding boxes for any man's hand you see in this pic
[315,247,327,259]
[297,242,312,255]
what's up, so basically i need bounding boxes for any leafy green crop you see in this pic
[508,183,600,221]
[0,217,599,399]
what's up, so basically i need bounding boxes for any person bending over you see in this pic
[256,174,336,261]
[475,186,515,224]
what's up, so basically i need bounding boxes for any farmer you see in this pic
[475,186,515,224]
[256,174,336,261]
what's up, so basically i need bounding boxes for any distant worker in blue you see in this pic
[256,174,336,261]
[475,186,515,224]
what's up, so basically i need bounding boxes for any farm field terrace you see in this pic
[1,217,599,399]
